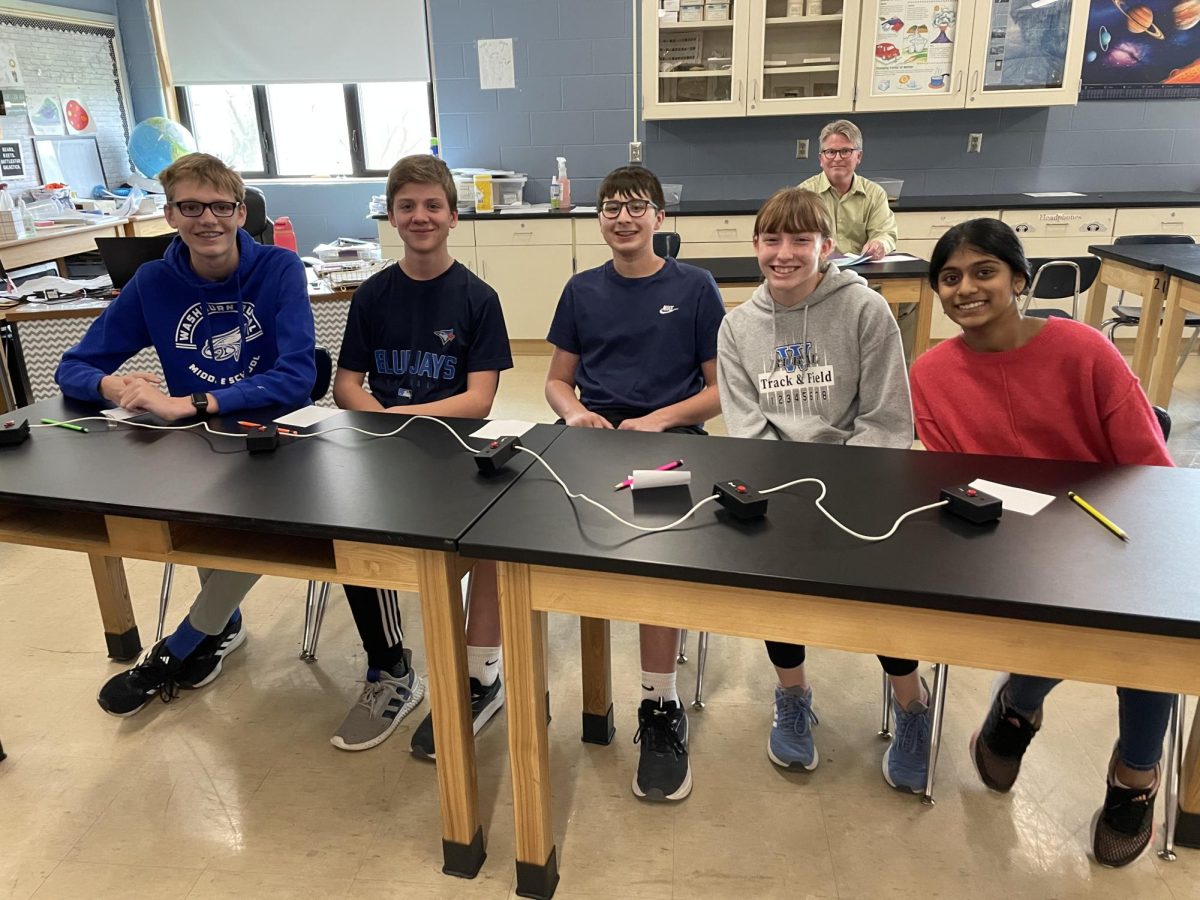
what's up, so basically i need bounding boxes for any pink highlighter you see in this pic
[614,459,684,491]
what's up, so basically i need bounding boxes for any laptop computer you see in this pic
[94,233,177,289]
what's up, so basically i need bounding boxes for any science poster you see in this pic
[870,1,960,97]
[1080,0,1200,99]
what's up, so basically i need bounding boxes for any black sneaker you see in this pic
[970,674,1042,793]
[632,699,691,802]
[177,615,247,688]
[411,676,505,760]
[97,639,185,717]
[1092,752,1159,868]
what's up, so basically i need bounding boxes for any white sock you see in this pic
[641,670,679,706]
[468,645,501,686]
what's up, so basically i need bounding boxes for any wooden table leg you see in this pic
[1130,272,1168,388]
[1083,272,1111,329]
[87,554,141,661]
[415,550,485,878]
[912,282,934,361]
[498,562,558,900]
[1177,707,1200,848]
[580,617,614,744]
[1147,278,1191,409]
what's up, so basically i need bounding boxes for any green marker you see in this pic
[41,418,88,433]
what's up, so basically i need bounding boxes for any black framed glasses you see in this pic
[600,199,658,219]
[819,147,858,160]
[170,200,242,218]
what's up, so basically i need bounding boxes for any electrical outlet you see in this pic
[629,141,643,164]
[795,139,809,159]
[967,132,983,153]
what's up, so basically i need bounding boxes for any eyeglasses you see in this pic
[170,200,242,218]
[819,147,859,159]
[600,199,658,219]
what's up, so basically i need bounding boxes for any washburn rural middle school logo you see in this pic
[175,302,264,361]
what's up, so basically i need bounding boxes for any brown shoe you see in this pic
[969,674,1042,792]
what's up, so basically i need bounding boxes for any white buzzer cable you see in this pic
[760,478,949,542]
[36,416,948,541]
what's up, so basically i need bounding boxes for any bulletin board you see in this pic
[0,11,131,192]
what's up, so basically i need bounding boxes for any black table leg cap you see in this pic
[515,847,559,900]
[441,827,486,878]
[581,706,615,745]
[1175,807,1200,849]
[105,627,141,662]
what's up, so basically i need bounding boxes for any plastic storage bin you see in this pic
[492,175,528,208]
[661,183,684,206]
[875,178,904,201]
[453,175,475,211]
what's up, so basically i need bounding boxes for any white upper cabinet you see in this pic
[746,0,862,116]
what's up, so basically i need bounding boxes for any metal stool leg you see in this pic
[156,564,175,641]
[693,632,709,710]
[879,669,893,739]
[1160,694,1187,861]
[300,581,330,661]
[677,628,688,664]
[922,663,949,806]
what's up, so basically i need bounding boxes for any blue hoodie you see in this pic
[56,229,316,413]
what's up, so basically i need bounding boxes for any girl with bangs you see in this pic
[716,187,929,793]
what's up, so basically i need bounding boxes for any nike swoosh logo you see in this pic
[659,305,679,315]
[485,659,499,666]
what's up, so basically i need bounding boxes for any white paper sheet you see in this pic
[101,407,139,420]
[630,469,691,490]
[969,478,1055,516]
[470,419,536,439]
[1023,192,1086,198]
[478,38,515,90]
[274,406,343,428]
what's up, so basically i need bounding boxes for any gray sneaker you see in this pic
[330,656,426,752]
[970,673,1042,792]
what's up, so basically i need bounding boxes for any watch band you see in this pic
[190,392,209,415]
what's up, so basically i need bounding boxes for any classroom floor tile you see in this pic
[2,353,1198,898]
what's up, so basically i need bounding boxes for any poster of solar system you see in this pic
[1080,0,1200,98]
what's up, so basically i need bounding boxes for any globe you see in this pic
[127,117,197,179]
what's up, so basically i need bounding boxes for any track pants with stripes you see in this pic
[343,584,406,671]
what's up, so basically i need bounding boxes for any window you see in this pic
[176,82,436,178]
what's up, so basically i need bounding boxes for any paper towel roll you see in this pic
[630,469,691,490]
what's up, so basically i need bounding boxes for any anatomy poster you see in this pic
[1080,0,1200,99]
[870,1,959,97]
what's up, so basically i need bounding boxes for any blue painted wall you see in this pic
[115,0,166,122]
[113,0,1200,251]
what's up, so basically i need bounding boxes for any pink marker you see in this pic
[614,458,684,491]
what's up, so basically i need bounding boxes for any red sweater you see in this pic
[909,318,1173,467]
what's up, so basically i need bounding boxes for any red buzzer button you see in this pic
[490,441,499,449]
[966,488,977,497]
[736,484,747,493]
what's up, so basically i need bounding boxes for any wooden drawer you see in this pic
[721,285,757,310]
[865,276,922,304]
[675,215,756,245]
[474,218,572,247]
[573,216,676,245]
[1114,207,1200,239]
[896,211,992,241]
[1000,208,1116,239]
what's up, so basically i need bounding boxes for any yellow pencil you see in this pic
[1067,491,1128,542]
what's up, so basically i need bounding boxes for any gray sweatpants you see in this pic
[188,568,261,634]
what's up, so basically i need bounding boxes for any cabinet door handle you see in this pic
[752,79,759,104]
[737,79,743,103]
[970,70,979,95]
[480,259,486,278]
[953,69,962,94]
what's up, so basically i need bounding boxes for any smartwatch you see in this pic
[190,392,209,416]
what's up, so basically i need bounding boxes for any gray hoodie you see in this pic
[717,265,913,447]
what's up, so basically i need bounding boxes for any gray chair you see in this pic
[1100,235,1200,378]
[154,347,334,647]
[653,231,680,259]
[242,185,275,245]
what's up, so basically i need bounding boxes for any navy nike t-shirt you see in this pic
[546,257,724,415]
[338,261,512,407]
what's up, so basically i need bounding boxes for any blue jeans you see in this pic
[1004,675,1174,771]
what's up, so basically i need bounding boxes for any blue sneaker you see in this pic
[768,685,819,770]
[883,679,932,793]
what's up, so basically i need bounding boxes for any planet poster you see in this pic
[27,93,64,136]
[60,88,96,136]
[1080,0,1200,98]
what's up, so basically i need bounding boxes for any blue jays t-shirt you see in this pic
[338,261,512,407]
[546,257,724,418]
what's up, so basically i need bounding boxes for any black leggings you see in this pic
[765,641,918,677]
[344,584,406,671]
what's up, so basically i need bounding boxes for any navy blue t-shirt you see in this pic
[546,257,725,417]
[338,261,512,407]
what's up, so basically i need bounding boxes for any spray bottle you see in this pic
[556,157,571,209]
